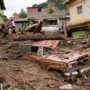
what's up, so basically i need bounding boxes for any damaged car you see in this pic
[12,40,90,77]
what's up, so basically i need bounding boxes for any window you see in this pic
[45,20,57,25]
[77,6,83,15]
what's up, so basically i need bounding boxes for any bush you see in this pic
[0,13,4,18]
[48,8,54,14]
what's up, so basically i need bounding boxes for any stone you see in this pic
[59,84,72,90]
[76,78,83,85]
[24,85,34,90]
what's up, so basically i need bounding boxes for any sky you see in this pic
[4,0,47,18]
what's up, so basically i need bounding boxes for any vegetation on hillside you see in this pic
[32,0,67,10]
[48,8,54,14]
[0,13,4,18]
[13,9,27,18]
[19,9,27,18]
[13,12,18,17]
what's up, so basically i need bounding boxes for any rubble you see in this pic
[59,84,72,90]
[0,21,89,90]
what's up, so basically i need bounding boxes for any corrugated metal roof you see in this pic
[19,40,60,49]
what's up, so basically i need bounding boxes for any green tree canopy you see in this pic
[32,4,38,7]
[48,0,67,10]
[13,12,18,17]
[32,0,67,10]
[19,9,27,18]
[48,8,54,14]
[38,2,48,8]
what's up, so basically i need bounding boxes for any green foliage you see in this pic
[19,9,27,18]
[0,13,4,18]
[32,0,67,10]
[48,0,67,10]
[57,0,67,10]
[13,12,18,17]
[32,2,48,8]
[49,8,54,14]
[38,2,48,8]
[32,4,38,7]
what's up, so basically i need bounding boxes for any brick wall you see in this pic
[27,8,38,13]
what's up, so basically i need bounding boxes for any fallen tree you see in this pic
[24,20,45,33]
[14,33,67,41]
[24,24,38,32]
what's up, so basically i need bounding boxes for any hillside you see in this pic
[32,0,67,10]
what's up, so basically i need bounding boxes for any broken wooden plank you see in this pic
[33,20,44,34]
[24,24,38,32]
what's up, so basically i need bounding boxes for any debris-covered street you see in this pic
[0,0,90,90]
[0,35,89,90]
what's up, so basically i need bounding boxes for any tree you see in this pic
[32,2,48,8]
[38,2,48,8]
[49,8,54,14]
[32,4,38,7]
[19,9,27,18]
[13,12,18,17]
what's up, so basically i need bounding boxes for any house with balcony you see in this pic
[64,0,90,38]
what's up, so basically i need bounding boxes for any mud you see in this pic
[0,36,89,90]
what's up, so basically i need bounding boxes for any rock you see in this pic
[67,40,72,45]
[76,78,83,85]
[73,41,77,45]
[81,40,87,44]
[59,84,72,90]
[0,76,6,83]
[24,85,34,90]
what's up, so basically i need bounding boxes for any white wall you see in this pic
[42,25,58,31]
[85,0,90,21]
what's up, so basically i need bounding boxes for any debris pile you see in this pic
[0,20,89,90]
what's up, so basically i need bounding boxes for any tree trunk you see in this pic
[14,33,67,41]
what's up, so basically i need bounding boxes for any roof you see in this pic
[67,21,90,30]
[64,0,73,4]
[27,10,69,20]
[19,40,60,49]
[27,7,42,9]
[10,17,28,21]
[0,0,6,10]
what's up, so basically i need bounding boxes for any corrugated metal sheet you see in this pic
[19,40,59,49]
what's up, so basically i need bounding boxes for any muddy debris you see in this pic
[0,30,89,90]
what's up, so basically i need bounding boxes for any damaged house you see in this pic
[27,7,70,31]
[64,0,90,38]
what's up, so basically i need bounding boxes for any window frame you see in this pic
[77,5,83,15]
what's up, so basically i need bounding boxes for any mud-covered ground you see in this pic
[0,36,90,90]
